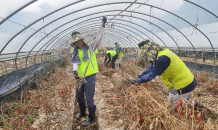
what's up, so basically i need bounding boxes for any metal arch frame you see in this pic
[115,19,167,47]
[48,27,137,54]
[1,0,217,31]
[54,32,128,51]
[103,31,133,47]
[51,32,125,54]
[39,24,139,56]
[32,17,142,56]
[52,31,133,56]
[46,16,166,49]
[41,27,135,57]
[184,0,218,19]
[49,29,131,52]
[14,14,142,63]
[14,7,198,60]
[69,24,140,46]
[67,17,167,47]
[0,0,38,25]
[38,24,140,56]
[0,4,207,54]
[81,33,122,47]
[13,8,197,63]
[11,7,199,59]
[20,11,181,61]
[123,11,195,51]
[132,2,214,52]
[13,9,175,58]
[1,1,217,54]
[0,0,85,54]
[78,29,132,47]
[108,22,154,42]
[50,27,136,54]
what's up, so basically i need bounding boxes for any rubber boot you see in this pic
[76,103,86,119]
[82,105,96,126]
[119,64,121,69]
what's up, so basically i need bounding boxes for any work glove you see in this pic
[102,16,107,27]
[74,71,80,80]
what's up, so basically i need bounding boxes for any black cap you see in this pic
[138,39,150,48]
[71,31,81,37]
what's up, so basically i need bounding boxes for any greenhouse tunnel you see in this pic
[0,0,218,129]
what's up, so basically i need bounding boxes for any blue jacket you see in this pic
[116,47,121,53]
[136,64,157,83]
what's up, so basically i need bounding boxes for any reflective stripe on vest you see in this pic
[158,48,194,90]
[77,48,98,77]
[106,50,116,57]
[118,46,124,58]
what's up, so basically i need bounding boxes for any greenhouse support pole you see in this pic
[195,52,197,73]
[121,56,124,124]
[46,51,47,61]
[50,53,52,72]
[20,58,22,69]
[34,56,37,84]
[187,51,189,61]
[201,52,203,64]
[3,61,8,74]
[14,59,23,103]
[214,53,216,78]
[136,49,138,76]
[41,54,43,62]
[13,59,15,71]
[31,56,33,65]
[25,57,29,89]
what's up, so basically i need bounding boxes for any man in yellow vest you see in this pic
[135,39,197,110]
[115,43,124,69]
[104,50,118,69]
[71,16,107,126]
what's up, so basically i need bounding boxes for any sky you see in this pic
[0,0,218,53]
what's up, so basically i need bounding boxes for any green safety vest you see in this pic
[117,46,124,58]
[158,48,194,90]
[78,48,98,77]
[106,50,117,58]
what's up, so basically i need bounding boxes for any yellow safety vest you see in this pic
[117,46,124,58]
[78,48,98,77]
[158,49,194,90]
[95,48,98,54]
[106,50,117,58]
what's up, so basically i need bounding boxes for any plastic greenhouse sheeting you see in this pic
[0,0,218,55]
[0,56,66,111]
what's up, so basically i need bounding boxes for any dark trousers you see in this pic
[112,54,118,69]
[76,74,96,107]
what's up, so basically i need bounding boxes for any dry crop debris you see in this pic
[0,56,218,130]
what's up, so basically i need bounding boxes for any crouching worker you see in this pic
[71,16,107,126]
[135,39,197,111]
[115,43,124,69]
[104,50,118,69]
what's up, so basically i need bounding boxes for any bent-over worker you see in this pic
[104,50,118,69]
[135,39,197,110]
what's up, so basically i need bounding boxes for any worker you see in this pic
[71,16,107,126]
[134,39,197,110]
[115,42,124,69]
[104,50,118,69]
